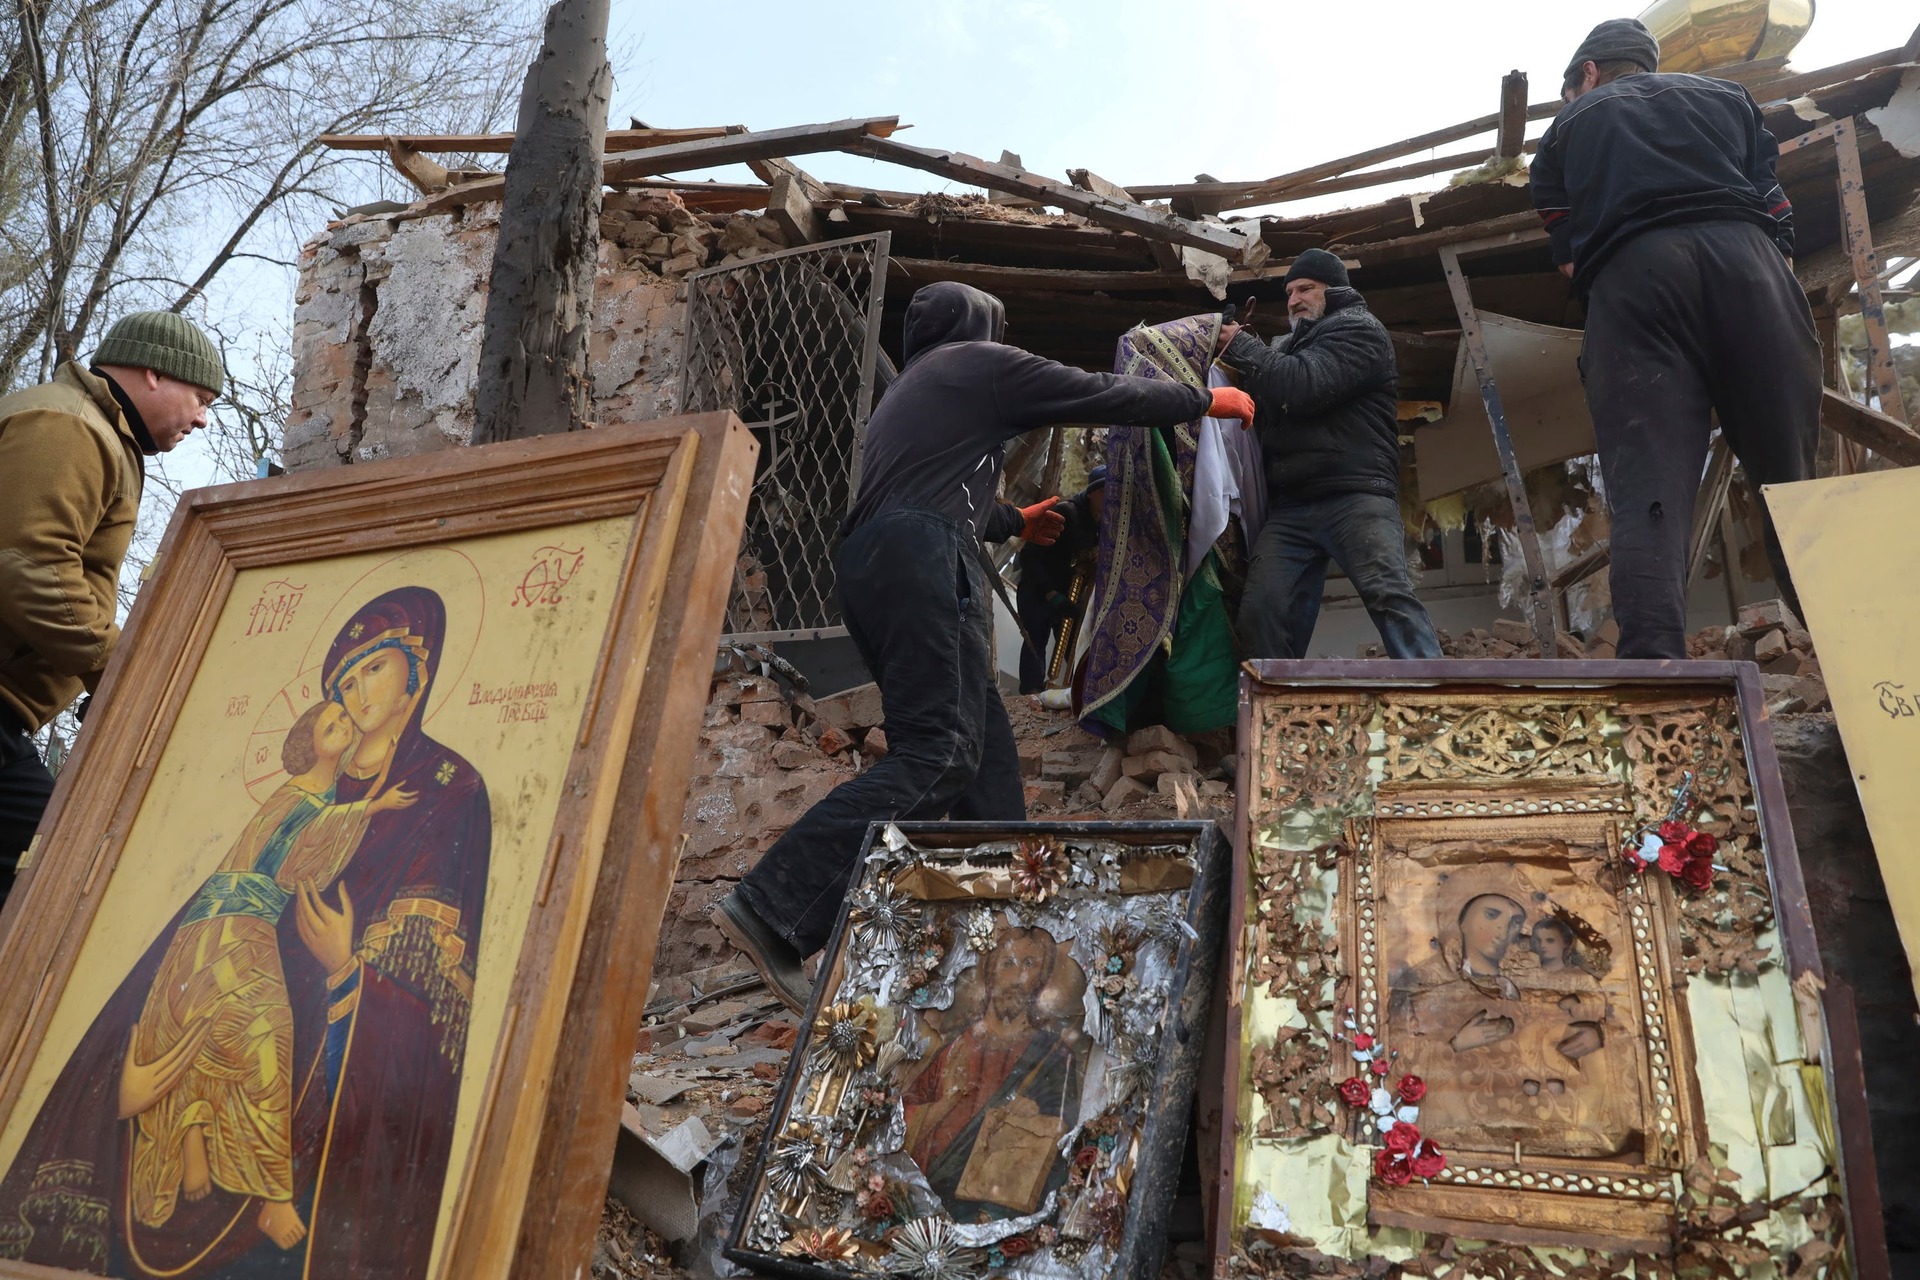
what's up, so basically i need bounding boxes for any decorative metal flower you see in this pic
[780,1226,861,1262]
[811,1001,878,1072]
[1142,895,1197,950]
[1105,1051,1157,1106]
[1009,838,1068,903]
[853,881,913,951]
[962,907,997,953]
[767,1136,825,1200]
[885,1217,983,1279]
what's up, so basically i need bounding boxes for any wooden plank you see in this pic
[849,135,1265,263]
[1223,100,1560,208]
[1497,71,1530,158]
[1438,244,1557,653]
[886,255,1316,297]
[1333,212,1545,267]
[1549,541,1610,592]
[1685,436,1737,592]
[766,173,820,244]
[1820,386,1920,465]
[1276,139,1541,203]
[604,116,900,180]
[320,125,739,153]
[1834,116,1910,422]
[421,117,900,211]
[1777,119,1841,155]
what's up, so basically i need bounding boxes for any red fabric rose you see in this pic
[1621,842,1650,871]
[1396,1075,1427,1103]
[1001,1236,1034,1258]
[1074,1146,1099,1169]
[1384,1122,1421,1154]
[1339,1076,1372,1107]
[1658,820,1690,843]
[1353,1032,1375,1050]
[1374,1148,1412,1186]
[1656,840,1690,876]
[1681,855,1716,892]
[1409,1142,1447,1179]
[1684,830,1719,858]
[1371,1057,1391,1075]
[864,1192,895,1221]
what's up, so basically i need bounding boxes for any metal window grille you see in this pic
[679,232,891,642]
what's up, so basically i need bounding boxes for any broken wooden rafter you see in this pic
[603,117,901,180]
[848,135,1266,264]
[1496,72,1530,159]
[886,254,1319,297]
[418,117,902,212]
[1330,211,1546,268]
[320,125,740,153]
[1126,99,1561,210]
[1820,387,1920,467]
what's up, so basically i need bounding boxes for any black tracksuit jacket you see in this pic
[1530,72,1793,294]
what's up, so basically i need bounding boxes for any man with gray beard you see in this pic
[1215,249,1439,660]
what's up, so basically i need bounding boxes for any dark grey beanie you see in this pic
[92,311,224,396]
[1283,248,1349,290]
[1565,18,1661,80]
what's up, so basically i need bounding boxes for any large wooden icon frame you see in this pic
[1216,661,1886,1278]
[728,821,1229,1280]
[0,414,754,1280]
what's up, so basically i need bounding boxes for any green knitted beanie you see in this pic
[92,311,224,396]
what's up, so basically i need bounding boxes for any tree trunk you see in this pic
[471,0,611,444]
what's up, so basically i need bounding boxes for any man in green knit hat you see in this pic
[0,310,222,902]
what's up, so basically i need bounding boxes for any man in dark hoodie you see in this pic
[1215,249,1440,660]
[1531,17,1818,659]
[710,282,1254,1011]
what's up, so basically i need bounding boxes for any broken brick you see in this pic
[1123,725,1197,763]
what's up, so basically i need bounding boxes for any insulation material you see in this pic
[1415,313,1594,502]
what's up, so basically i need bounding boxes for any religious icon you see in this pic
[0,587,493,1276]
[1381,840,1641,1163]
[0,412,756,1280]
[1220,673,1870,1276]
[900,926,1090,1218]
[729,822,1227,1280]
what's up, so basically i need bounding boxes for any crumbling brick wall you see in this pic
[283,194,795,471]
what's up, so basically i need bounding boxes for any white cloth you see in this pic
[1185,364,1268,579]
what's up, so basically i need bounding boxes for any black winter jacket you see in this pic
[1218,287,1401,501]
[844,281,1210,540]
[1530,72,1792,295]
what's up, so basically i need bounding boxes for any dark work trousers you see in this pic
[1584,220,1820,659]
[1015,576,1061,693]
[737,508,1025,956]
[0,709,56,906]
[1237,491,1442,660]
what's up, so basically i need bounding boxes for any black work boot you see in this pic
[710,892,813,1016]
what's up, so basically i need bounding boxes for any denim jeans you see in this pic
[737,508,1024,956]
[1237,491,1441,660]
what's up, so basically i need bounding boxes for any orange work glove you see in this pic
[1210,384,1257,428]
[1020,497,1066,545]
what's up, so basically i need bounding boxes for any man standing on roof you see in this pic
[0,312,221,903]
[711,281,1254,1012]
[1215,249,1442,661]
[1531,17,1819,658]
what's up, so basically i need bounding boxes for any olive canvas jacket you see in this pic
[0,362,144,731]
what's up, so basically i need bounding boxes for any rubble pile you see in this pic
[1689,599,1830,713]
[598,192,792,279]
[1023,721,1234,822]
[1426,599,1828,714]
[657,659,1230,995]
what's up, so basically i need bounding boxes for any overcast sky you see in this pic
[162,0,1906,492]
[602,0,1904,212]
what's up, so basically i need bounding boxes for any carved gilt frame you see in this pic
[0,414,755,1280]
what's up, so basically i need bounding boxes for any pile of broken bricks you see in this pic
[1021,721,1234,821]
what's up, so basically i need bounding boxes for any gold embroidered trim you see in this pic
[358,897,473,1065]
